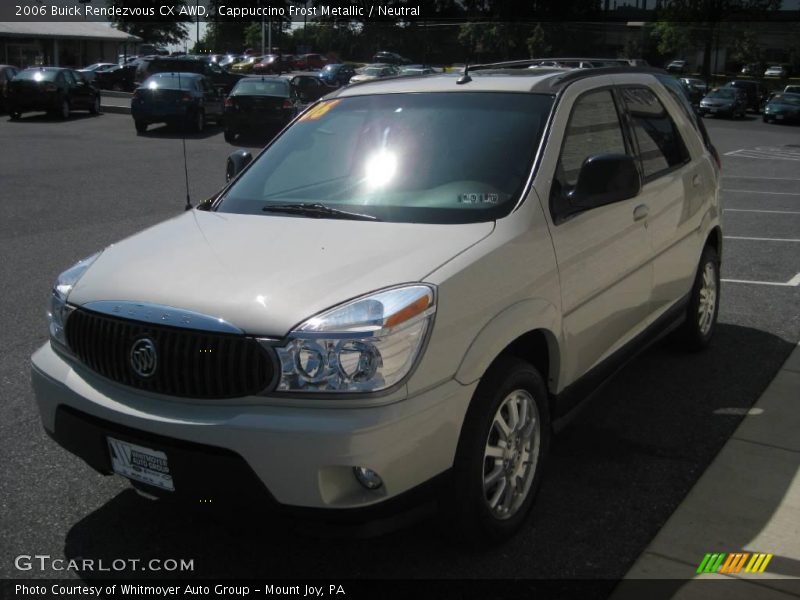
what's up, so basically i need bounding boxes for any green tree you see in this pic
[526,23,551,58]
[110,1,191,46]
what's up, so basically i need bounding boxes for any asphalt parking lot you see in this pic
[0,109,798,587]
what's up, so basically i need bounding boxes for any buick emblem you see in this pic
[130,338,158,378]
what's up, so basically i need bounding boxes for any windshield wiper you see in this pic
[261,203,379,221]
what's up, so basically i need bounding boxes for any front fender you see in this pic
[454,298,561,390]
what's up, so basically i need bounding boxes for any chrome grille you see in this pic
[65,308,273,399]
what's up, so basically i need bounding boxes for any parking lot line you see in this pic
[724,236,800,242]
[724,209,800,215]
[722,189,800,196]
[722,273,800,287]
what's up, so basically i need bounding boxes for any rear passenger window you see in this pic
[557,89,628,188]
[621,87,690,180]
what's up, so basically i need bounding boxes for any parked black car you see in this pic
[318,63,356,87]
[282,73,331,103]
[131,72,224,134]
[135,57,244,94]
[723,80,768,113]
[93,64,137,91]
[372,51,411,65]
[7,67,100,119]
[223,77,299,142]
[0,64,20,111]
[698,87,747,119]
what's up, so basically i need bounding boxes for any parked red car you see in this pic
[294,54,326,70]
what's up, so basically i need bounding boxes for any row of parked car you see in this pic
[677,76,800,123]
[667,59,795,78]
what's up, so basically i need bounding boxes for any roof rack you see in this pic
[466,57,639,72]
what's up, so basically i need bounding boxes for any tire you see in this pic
[111,83,123,92]
[677,245,720,351]
[224,129,236,143]
[443,356,550,544]
[191,109,205,133]
[89,96,100,115]
[59,99,70,120]
[9,110,21,120]
[134,120,147,134]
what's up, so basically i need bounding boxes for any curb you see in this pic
[100,104,130,115]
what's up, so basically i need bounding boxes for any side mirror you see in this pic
[226,149,252,182]
[567,153,641,209]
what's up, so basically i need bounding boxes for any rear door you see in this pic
[199,77,223,118]
[613,74,716,318]
[540,80,652,385]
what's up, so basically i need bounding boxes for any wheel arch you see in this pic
[454,299,561,396]
[705,225,723,263]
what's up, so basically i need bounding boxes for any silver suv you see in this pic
[31,64,721,543]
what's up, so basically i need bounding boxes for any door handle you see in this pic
[692,174,702,187]
[633,204,649,221]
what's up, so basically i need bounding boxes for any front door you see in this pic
[540,81,652,387]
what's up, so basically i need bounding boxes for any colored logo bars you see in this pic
[697,552,774,574]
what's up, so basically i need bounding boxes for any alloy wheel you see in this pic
[482,389,541,520]
[698,262,717,336]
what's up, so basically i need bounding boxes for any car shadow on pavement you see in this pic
[6,112,100,123]
[135,123,223,141]
[62,323,796,585]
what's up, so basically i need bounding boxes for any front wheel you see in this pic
[134,120,147,134]
[677,245,720,351]
[443,356,550,544]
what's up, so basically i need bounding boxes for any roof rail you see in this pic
[467,57,638,72]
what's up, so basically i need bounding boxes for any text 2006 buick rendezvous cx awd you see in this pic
[32,64,721,543]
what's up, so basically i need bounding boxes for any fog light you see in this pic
[353,466,383,490]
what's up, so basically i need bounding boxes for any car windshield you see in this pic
[708,89,735,99]
[363,68,384,76]
[217,92,554,224]
[15,69,58,81]
[231,79,289,96]
[143,75,196,90]
[771,94,800,106]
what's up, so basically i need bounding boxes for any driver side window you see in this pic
[558,89,627,187]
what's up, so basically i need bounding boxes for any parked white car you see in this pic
[764,65,787,78]
[32,65,722,543]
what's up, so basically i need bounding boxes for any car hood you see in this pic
[69,210,494,336]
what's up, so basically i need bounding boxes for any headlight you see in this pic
[275,285,436,393]
[47,252,101,348]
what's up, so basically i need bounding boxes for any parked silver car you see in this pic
[32,64,722,542]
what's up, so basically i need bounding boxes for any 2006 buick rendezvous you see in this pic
[32,63,722,543]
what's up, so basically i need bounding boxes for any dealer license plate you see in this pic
[107,437,175,491]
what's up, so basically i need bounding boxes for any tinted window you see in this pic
[621,87,690,180]
[14,69,58,82]
[143,75,197,90]
[231,79,289,96]
[557,89,627,188]
[217,93,554,224]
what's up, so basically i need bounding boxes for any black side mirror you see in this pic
[567,153,641,209]
[226,149,252,182]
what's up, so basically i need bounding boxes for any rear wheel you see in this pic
[677,245,720,351]
[89,96,100,115]
[224,129,236,143]
[59,99,70,120]
[134,120,147,134]
[9,110,21,120]
[443,356,550,544]
[192,109,205,133]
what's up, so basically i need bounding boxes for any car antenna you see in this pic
[457,56,471,85]
[177,70,192,211]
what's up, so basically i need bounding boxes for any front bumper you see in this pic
[31,342,474,511]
